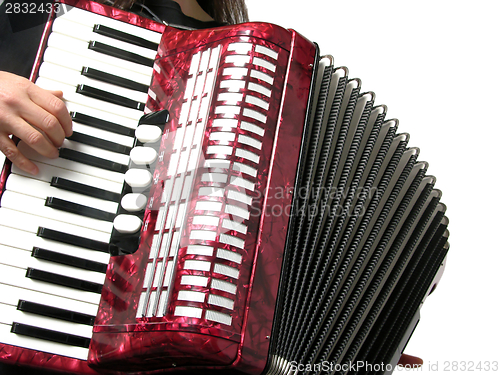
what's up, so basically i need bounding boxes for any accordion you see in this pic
[0,1,449,374]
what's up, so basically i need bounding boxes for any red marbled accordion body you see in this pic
[90,22,316,375]
[0,0,317,374]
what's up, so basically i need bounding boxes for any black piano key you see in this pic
[45,196,115,222]
[32,247,107,274]
[58,148,128,174]
[67,131,132,154]
[93,24,158,51]
[11,322,91,348]
[76,84,145,111]
[139,109,169,125]
[81,66,149,93]
[37,227,109,253]
[50,177,121,202]
[71,111,135,137]
[17,300,95,326]
[26,267,103,294]
[88,40,154,67]
[108,231,142,256]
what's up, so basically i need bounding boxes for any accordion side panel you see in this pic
[89,24,315,374]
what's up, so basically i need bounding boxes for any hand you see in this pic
[398,353,424,368]
[0,71,72,174]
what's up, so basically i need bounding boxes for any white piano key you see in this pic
[0,208,110,244]
[113,214,142,234]
[1,191,114,234]
[17,142,125,184]
[0,321,89,360]
[0,263,101,305]
[43,47,152,86]
[0,226,110,264]
[72,122,134,148]
[52,17,157,60]
[39,62,148,103]
[130,146,157,165]
[62,138,130,166]
[0,302,93,339]
[47,32,153,77]
[0,283,98,316]
[12,163,123,194]
[65,100,139,127]
[36,77,144,121]
[59,6,162,44]
[135,125,162,143]
[121,193,147,212]
[0,245,105,285]
[6,173,118,214]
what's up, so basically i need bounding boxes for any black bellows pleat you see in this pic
[268,57,449,375]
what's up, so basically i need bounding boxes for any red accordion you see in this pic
[0,1,449,374]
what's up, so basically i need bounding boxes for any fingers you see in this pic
[28,85,73,140]
[0,72,73,175]
[0,133,39,175]
[7,115,60,159]
[398,353,424,368]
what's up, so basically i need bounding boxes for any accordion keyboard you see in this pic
[0,5,162,360]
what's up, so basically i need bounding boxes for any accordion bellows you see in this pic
[268,61,449,373]
[0,1,449,374]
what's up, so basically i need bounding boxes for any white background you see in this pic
[247,0,500,373]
